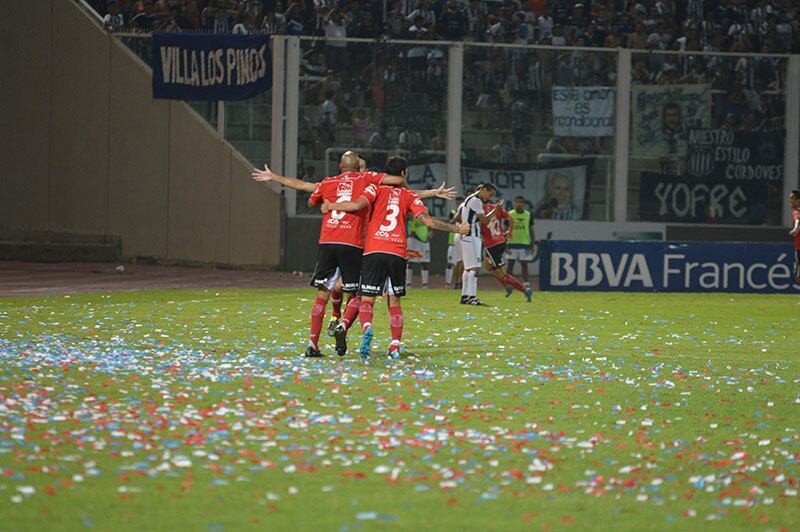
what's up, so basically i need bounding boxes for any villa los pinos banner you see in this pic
[405,159,593,220]
[552,86,615,137]
[152,33,271,101]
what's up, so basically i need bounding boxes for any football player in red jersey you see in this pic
[252,152,455,357]
[790,190,800,283]
[321,155,468,360]
[481,201,532,302]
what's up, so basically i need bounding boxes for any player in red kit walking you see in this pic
[481,201,533,302]
[322,156,468,360]
[789,190,800,283]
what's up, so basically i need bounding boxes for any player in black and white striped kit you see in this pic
[458,183,501,305]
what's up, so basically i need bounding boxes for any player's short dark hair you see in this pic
[478,182,496,192]
[515,195,525,201]
[385,155,408,176]
[791,189,800,199]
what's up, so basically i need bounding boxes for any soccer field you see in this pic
[1,288,798,530]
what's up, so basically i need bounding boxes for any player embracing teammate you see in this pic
[252,152,454,358]
[322,155,468,360]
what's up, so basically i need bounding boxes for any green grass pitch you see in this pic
[0,288,798,530]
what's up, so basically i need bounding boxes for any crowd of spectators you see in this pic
[93,0,800,54]
[93,0,795,165]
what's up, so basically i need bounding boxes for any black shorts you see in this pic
[310,244,363,293]
[795,250,800,277]
[485,243,506,269]
[358,252,407,297]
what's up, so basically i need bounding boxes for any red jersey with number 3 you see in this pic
[481,204,510,248]
[309,171,386,247]
[363,186,428,257]
[793,208,800,250]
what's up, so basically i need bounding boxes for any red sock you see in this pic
[502,273,526,294]
[342,296,360,330]
[331,291,343,319]
[388,305,403,346]
[359,299,374,331]
[309,296,327,348]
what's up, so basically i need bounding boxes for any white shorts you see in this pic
[505,246,534,262]
[450,236,463,264]
[407,238,430,263]
[446,245,457,265]
[460,236,482,270]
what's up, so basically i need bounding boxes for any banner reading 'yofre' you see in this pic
[152,33,271,101]
[552,86,614,137]
[639,171,768,224]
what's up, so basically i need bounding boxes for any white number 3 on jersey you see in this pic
[379,204,400,232]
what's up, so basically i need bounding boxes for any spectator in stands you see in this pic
[301,164,318,184]
[627,21,648,48]
[344,1,364,36]
[510,96,529,156]
[385,1,407,38]
[493,135,514,164]
[130,1,156,30]
[399,125,424,158]
[437,1,467,41]
[319,89,338,145]
[323,8,350,71]
[407,0,436,34]
[261,10,281,35]
[283,2,306,35]
[369,123,392,161]
[632,59,652,83]
[104,1,125,32]
[212,7,231,33]
[466,0,489,41]
[352,109,369,147]
[233,13,258,34]
[308,69,352,119]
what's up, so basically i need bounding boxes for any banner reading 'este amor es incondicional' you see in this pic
[152,33,271,101]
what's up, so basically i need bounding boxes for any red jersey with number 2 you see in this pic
[309,171,386,248]
[363,186,428,257]
[481,204,510,248]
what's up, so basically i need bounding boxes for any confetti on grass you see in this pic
[0,290,798,529]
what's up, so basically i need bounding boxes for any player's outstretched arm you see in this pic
[478,200,503,225]
[380,174,408,187]
[415,182,457,200]
[418,213,469,234]
[321,196,370,214]
[252,164,316,193]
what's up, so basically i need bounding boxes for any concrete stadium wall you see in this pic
[0,0,281,267]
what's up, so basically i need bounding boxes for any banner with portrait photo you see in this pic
[405,159,594,220]
[631,84,711,158]
[552,86,615,137]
